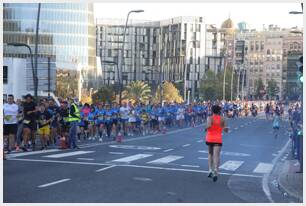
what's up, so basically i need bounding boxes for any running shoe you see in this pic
[212,172,218,182]
[207,171,213,178]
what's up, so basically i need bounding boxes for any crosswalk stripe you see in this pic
[147,155,183,164]
[43,151,94,158]
[219,160,244,171]
[7,149,60,158]
[253,163,273,173]
[111,154,153,163]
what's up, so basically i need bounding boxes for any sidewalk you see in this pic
[278,158,303,202]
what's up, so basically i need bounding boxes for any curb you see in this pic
[277,160,303,202]
[262,139,291,203]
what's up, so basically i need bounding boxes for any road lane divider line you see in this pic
[77,158,94,161]
[182,144,191,147]
[133,177,152,182]
[198,157,208,160]
[118,164,262,178]
[163,149,174,152]
[147,155,183,164]
[198,150,251,157]
[96,165,116,172]
[38,178,71,188]
[8,158,263,178]
[44,151,95,158]
[180,164,200,168]
[109,152,124,155]
[197,140,203,143]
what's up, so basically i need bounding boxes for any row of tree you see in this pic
[90,81,184,104]
[56,66,280,104]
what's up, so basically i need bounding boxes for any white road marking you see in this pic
[77,158,94,161]
[219,160,244,171]
[8,158,262,178]
[38,178,70,188]
[198,157,208,160]
[7,149,60,158]
[198,150,251,157]
[234,127,238,130]
[182,144,191,147]
[44,151,95,158]
[222,151,250,157]
[109,145,161,150]
[197,140,203,143]
[163,149,174,152]
[253,163,273,174]
[96,165,116,172]
[109,152,124,155]
[181,164,200,168]
[133,177,152,182]
[111,154,153,163]
[147,155,183,164]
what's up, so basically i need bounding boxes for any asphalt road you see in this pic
[4,114,291,203]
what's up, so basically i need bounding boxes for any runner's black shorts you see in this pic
[206,141,223,146]
[4,124,18,136]
[24,121,37,131]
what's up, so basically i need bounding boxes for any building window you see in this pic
[3,66,8,84]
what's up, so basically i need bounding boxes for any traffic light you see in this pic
[296,55,303,83]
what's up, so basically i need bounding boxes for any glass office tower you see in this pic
[3,3,97,96]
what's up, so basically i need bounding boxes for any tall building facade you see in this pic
[96,16,207,100]
[3,3,97,97]
[235,25,303,100]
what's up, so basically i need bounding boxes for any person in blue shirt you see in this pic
[111,102,120,137]
[95,103,105,141]
[104,104,113,139]
[150,104,159,134]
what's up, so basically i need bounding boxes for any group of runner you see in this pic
[3,93,283,155]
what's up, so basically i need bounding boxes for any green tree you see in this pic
[92,85,115,104]
[123,81,151,104]
[254,78,265,99]
[154,81,184,103]
[266,79,280,99]
[199,70,222,100]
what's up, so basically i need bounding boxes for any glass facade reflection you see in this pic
[3,3,96,71]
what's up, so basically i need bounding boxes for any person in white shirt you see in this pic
[4,94,19,153]
[120,102,130,136]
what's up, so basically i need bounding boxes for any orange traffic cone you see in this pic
[116,132,123,143]
[59,136,67,149]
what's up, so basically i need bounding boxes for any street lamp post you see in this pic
[7,43,37,102]
[183,41,195,103]
[34,2,41,101]
[118,9,144,105]
[102,60,121,105]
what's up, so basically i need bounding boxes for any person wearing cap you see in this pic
[67,98,81,149]
[22,94,38,151]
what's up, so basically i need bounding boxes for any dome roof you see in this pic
[221,18,234,29]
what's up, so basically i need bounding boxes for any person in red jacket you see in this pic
[205,105,229,182]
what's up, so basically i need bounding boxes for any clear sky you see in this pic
[94,2,303,30]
